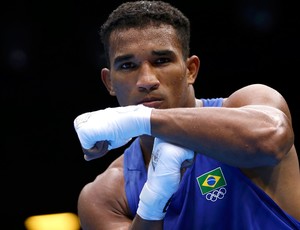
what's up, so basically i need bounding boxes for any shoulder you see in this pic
[78,155,132,228]
[224,84,285,105]
[79,155,125,203]
[198,84,285,109]
[223,83,291,116]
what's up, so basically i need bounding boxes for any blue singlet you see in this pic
[124,98,300,230]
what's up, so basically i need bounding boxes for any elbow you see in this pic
[257,115,294,166]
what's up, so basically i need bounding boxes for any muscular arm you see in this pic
[150,84,294,168]
[78,155,164,230]
[148,84,300,221]
[78,156,132,230]
[76,83,299,228]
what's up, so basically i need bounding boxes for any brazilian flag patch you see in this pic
[197,167,227,195]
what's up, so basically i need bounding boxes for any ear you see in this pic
[186,55,200,84]
[101,68,116,96]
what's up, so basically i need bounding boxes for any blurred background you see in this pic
[1,0,299,229]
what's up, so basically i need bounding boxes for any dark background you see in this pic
[1,0,299,229]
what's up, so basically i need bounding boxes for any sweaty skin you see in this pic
[77,24,300,230]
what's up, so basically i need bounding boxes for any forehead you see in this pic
[108,25,181,57]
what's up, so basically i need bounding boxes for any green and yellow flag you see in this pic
[197,167,227,195]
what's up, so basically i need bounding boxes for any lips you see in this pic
[137,97,163,108]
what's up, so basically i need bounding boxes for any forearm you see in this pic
[130,138,194,230]
[130,216,163,230]
[150,106,293,167]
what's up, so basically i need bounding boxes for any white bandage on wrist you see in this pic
[137,138,194,220]
[73,104,153,150]
[137,183,172,220]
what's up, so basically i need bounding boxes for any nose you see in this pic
[136,62,160,91]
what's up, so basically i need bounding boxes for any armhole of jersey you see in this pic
[124,138,147,218]
[200,98,223,107]
[124,150,136,217]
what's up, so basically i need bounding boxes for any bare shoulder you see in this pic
[223,83,290,117]
[78,154,132,229]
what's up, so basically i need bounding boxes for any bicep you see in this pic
[224,83,294,164]
[224,84,292,119]
[78,168,132,230]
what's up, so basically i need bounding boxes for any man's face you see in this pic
[102,24,197,109]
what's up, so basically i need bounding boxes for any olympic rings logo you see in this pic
[205,187,227,202]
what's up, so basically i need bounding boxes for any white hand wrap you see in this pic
[137,138,194,220]
[73,105,153,150]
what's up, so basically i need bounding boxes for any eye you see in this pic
[120,62,136,70]
[155,57,171,65]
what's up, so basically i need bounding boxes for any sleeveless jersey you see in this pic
[124,98,300,229]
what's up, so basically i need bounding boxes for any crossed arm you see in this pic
[74,84,296,229]
[75,84,293,167]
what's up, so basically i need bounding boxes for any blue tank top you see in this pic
[124,98,300,229]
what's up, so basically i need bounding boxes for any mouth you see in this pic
[137,97,163,108]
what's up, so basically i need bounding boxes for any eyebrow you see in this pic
[152,49,174,56]
[113,49,175,65]
[114,54,134,65]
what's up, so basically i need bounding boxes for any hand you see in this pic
[73,105,153,152]
[137,138,195,220]
[82,141,109,161]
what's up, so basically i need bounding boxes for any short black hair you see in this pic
[100,0,191,66]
